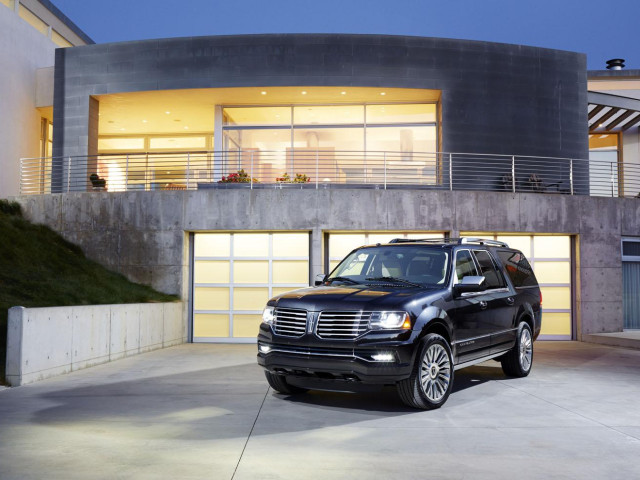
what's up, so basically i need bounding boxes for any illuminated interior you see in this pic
[589,133,620,196]
[95,87,440,190]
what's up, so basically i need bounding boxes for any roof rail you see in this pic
[388,237,509,247]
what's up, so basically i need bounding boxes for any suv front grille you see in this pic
[273,307,307,337]
[316,311,371,339]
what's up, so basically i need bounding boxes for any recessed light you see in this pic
[341,91,346,95]
[184,126,189,130]
[380,92,386,96]
[599,123,604,127]
[261,91,267,95]
[142,119,148,123]
[120,128,125,131]
[165,111,171,114]
[301,91,307,95]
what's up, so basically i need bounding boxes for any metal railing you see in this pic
[18,150,640,198]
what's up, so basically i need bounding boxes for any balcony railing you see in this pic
[19,150,640,198]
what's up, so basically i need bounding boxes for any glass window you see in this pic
[473,250,505,288]
[194,261,230,284]
[149,136,206,150]
[454,250,478,283]
[272,233,308,257]
[98,138,145,151]
[234,233,269,257]
[294,105,364,125]
[366,126,437,154]
[234,261,269,283]
[533,236,570,258]
[224,107,291,126]
[497,250,538,288]
[366,104,436,124]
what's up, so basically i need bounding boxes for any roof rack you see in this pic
[388,237,509,247]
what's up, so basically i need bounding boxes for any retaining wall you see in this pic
[5,302,184,386]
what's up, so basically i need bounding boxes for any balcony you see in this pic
[19,150,640,198]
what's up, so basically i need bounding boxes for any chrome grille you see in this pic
[316,311,371,339]
[273,308,307,337]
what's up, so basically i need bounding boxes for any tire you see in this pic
[397,333,454,410]
[501,322,534,377]
[264,371,308,395]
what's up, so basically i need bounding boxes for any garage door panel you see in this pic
[193,314,229,337]
[194,287,229,310]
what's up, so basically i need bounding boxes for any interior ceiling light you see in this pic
[120,128,125,131]
[261,91,267,95]
[380,92,386,96]
[142,119,148,123]
[341,91,346,95]
[184,126,189,130]
[165,111,171,114]
[301,91,307,95]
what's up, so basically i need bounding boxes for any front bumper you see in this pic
[257,327,419,385]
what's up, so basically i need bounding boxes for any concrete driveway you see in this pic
[1,342,639,480]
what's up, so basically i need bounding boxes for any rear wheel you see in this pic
[264,371,308,394]
[501,322,533,377]
[397,333,454,410]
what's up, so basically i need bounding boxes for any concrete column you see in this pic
[213,105,223,181]
[310,227,324,283]
[5,306,25,386]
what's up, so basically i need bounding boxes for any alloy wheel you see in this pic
[420,343,451,402]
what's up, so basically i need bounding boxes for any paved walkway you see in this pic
[1,342,640,480]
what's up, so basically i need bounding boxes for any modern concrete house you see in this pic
[2,6,639,347]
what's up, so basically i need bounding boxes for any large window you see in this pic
[222,104,438,184]
[589,133,620,196]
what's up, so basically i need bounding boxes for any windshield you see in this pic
[327,246,450,287]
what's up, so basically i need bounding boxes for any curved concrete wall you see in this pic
[53,34,588,162]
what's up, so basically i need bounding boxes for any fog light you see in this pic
[371,352,394,362]
[259,344,271,354]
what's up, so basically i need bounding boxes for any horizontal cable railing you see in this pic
[18,150,640,198]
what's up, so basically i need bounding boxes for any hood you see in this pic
[270,284,442,312]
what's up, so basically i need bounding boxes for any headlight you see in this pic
[262,306,275,324]
[369,311,411,330]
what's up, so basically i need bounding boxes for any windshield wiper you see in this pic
[366,276,422,288]
[327,276,360,285]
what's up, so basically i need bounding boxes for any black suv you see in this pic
[257,238,541,409]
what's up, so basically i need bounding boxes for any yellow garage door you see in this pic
[463,233,573,340]
[192,232,310,342]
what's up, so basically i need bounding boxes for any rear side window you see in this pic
[472,250,505,288]
[497,250,538,288]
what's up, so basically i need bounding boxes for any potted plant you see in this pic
[275,172,311,188]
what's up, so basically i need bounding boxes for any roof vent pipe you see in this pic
[606,58,625,70]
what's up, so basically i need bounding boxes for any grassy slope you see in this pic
[0,200,178,382]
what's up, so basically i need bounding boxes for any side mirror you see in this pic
[314,273,327,286]
[453,275,487,296]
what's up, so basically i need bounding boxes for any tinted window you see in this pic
[454,250,478,283]
[473,250,505,288]
[497,250,538,288]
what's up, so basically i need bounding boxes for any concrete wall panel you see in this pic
[5,302,183,386]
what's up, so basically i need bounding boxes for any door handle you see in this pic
[506,297,515,305]
[479,301,488,310]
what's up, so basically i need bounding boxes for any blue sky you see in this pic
[54,0,639,70]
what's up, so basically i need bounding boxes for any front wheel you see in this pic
[501,322,533,377]
[264,371,308,395]
[397,333,454,410]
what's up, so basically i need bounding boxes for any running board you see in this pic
[453,350,508,371]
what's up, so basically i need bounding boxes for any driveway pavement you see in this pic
[1,341,639,480]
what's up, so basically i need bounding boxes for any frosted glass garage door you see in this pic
[193,232,309,342]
